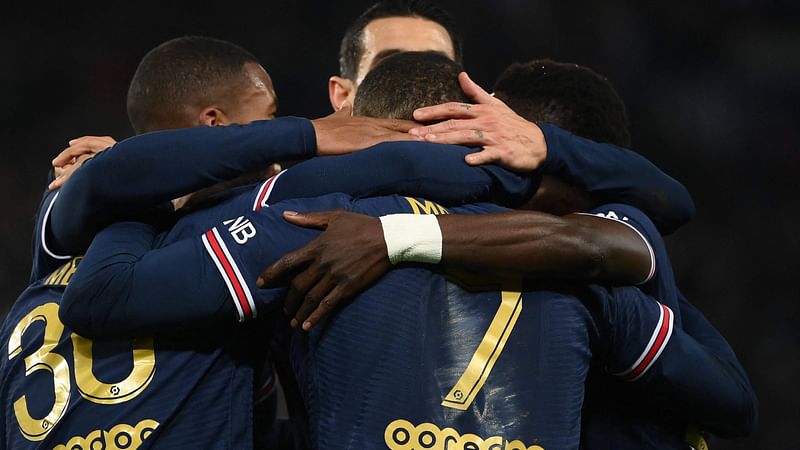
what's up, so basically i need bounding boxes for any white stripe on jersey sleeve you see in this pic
[41,192,74,260]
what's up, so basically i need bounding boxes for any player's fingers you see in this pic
[48,175,65,191]
[67,135,115,146]
[458,72,501,105]
[48,164,80,190]
[412,102,481,123]
[294,276,337,329]
[52,146,86,167]
[409,117,484,137]
[282,210,335,230]
[422,129,491,147]
[283,266,324,327]
[464,148,503,166]
[302,284,347,331]
[258,244,314,287]
[53,136,115,166]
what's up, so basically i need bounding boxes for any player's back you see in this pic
[0,259,256,449]
[285,199,598,450]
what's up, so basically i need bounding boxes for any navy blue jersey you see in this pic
[0,261,258,449]
[60,189,694,450]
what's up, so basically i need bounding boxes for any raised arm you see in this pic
[48,117,315,256]
[45,112,416,256]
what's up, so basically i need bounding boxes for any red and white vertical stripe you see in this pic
[614,303,674,382]
[253,170,286,211]
[202,227,257,322]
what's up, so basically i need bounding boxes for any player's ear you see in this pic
[328,76,355,111]
[197,107,227,127]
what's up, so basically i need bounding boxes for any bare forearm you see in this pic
[438,212,651,284]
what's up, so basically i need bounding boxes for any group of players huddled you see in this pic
[1,1,757,449]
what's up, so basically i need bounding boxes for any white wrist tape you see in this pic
[379,214,443,265]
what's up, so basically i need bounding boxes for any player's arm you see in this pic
[265,140,538,208]
[260,207,653,330]
[59,195,367,338]
[597,287,757,438]
[59,221,238,337]
[46,111,416,256]
[59,213,307,337]
[410,72,695,235]
[656,293,756,437]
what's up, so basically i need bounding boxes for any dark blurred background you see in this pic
[1,1,797,448]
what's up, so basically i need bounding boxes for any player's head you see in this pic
[126,35,277,134]
[329,0,462,111]
[493,59,631,147]
[354,51,469,121]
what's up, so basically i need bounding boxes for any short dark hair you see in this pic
[127,36,259,134]
[493,59,631,147]
[354,51,468,120]
[339,0,462,81]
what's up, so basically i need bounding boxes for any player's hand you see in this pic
[409,72,547,172]
[50,135,116,190]
[311,103,421,155]
[257,210,390,331]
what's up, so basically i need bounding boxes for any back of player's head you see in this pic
[127,36,260,134]
[339,0,463,81]
[354,51,469,120]
[493,59,631,148]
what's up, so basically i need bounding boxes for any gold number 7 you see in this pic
[442,289,523,410]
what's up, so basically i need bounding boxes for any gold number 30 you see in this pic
[7,303,155,441]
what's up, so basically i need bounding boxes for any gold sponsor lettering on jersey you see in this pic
[385,419,544,450]
[53,418,158,450]
[44,256,83,287]
[404,197,448,215]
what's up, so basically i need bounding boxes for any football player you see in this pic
[61,52,749,450]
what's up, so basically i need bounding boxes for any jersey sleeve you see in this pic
[259,141,538,209]
[579,203,683,328]
[539,123,695,235]
[47,117,316,256]
[59,221,235,337]
[593,286,756,438]
[29,186,72,282]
